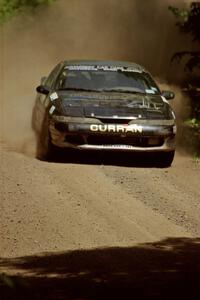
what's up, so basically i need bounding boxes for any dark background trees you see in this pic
[170,2,200,125]
[169,2,200,72]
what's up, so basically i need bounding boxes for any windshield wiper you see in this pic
[101,88,146,94]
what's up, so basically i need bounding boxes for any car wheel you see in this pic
[157,150,175,167]
[36,114,56,161]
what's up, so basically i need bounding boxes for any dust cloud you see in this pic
[0,0,194,155]
[157,79,191,153]
[158,80,191,121]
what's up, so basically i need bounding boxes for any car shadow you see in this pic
[0,237,200,299]
[46,149,171,168]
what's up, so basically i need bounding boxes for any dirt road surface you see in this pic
[0,147,200,299]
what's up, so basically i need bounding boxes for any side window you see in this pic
[45,63,62,89]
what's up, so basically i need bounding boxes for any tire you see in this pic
[36,114,56,161]
[157,150,175,168]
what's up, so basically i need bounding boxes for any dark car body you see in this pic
[34,60,176,165]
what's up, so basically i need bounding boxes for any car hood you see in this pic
[51,90,172,120]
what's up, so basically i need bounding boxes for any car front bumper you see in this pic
[49,118,176,152]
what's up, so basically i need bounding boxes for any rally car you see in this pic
[33,60,176,166]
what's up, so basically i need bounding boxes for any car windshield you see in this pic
[56,68,160,95]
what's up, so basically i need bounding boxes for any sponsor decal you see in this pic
[90,124,143,133]
[50,92,58,101]
[49,105,56,114]
[65,65,141,73]
[102,145,135,149]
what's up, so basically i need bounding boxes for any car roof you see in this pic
[63,60,147,72]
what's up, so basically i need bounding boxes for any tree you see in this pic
[0,0,57,24]
[169,2,200,129]
[169,2,200,72]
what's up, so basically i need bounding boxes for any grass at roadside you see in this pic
[184,118,200,129]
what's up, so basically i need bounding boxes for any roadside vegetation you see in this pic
[0,0,57,24]
[169,2,200,154]
[169,2,200,123]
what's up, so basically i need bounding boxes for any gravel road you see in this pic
[0,147,200,299]
[1,148,199,257]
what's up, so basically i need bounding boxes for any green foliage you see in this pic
[169,2,200,72]
[169,6,189,23]
[0,0,56,23]
[170,3,200,136]
[169,3,200,42]
[185,118,200,127]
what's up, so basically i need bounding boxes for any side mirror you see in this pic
[36,85,49,95]
[162,90,175,100]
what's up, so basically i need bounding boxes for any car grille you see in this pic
[86,135,164,147]
[64,134,164,147]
